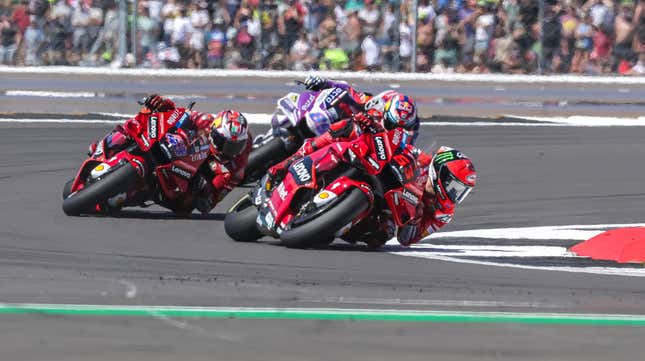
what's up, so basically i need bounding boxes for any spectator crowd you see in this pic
[0,0,643,75]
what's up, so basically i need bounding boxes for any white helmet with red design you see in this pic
[209,110,249,158]
[364,90,398,118]
[428,146,476,205]
[365,91,418,131]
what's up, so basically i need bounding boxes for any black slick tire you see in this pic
[224,194,263,242]
[280,188,369,248]
[62,163,138,216]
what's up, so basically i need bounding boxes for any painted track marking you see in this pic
[387,224,645,277]
[1,303,644,326]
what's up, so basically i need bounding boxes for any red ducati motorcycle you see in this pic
[224,127,424,248]
[62,102,214,216]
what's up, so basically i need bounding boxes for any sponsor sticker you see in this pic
[323,88,346,108]
[299,93,315,111]
[170,165,192,179]
[190,151,208,162]
[149,116,158,139]
[289,157,313,184]
[167,109,182,125]
[401,188,419,205]
[374,136,387,161]
[276,182,288,200]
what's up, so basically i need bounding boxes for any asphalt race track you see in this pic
[1,118,645,360]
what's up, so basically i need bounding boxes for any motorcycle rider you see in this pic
[267,92,418,180]
[341,145,476,248]
[266,111,475,247]
[301,75,371,121]
[394,146,477,246]
[88,94,252,214]
[303,75,420,143]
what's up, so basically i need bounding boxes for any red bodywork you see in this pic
[69,107,215,211]
[258,128,423,236]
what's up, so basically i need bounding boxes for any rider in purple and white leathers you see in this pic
[296,75,371,136]
[302,75,420,145]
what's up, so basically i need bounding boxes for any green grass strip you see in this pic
[1,304,644,326]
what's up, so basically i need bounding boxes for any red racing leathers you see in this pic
[268,115,455,247]
[91,97,252,214]
[395,152,456,246]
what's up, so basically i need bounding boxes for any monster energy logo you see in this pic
[434,152,455,164]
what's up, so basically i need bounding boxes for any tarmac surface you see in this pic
[2,73,645,116]
[1,119,645,360]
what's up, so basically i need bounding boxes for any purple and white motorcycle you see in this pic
[243,85,364,183]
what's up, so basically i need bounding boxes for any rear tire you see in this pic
[62,163,139,216]
[224,194,263,242]
[280,188,369,248]
[243,137,291,184]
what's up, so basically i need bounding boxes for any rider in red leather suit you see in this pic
[89,95,252,214]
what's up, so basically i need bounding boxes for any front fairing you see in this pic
[127,108,189,152]
[254,155,319,236]
[272,92,301,130]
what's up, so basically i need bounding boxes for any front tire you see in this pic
[280,188,369,248]
[224,194,263,242]
[62,178,74,199]
[62,163,139,216]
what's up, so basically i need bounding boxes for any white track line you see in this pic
[505,115,645,127]
[3,116,645,127]
[2,66,645,85]
[6,90,96,97]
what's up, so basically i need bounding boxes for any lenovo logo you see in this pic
[170,165,191,179]
[149,116,158,139]
[374,136,387,161]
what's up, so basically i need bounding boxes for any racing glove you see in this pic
[144,94,175,112]
[353,112,385,134]
[303,75,326,91]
